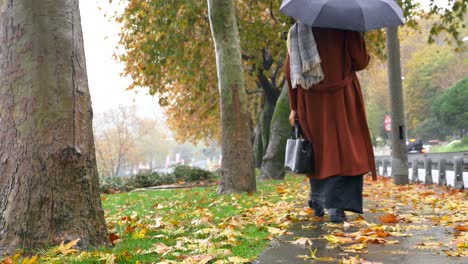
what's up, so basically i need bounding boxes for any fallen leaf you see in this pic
[454,225,468,232]
[55,239,80,255]
[98,253,116,264]
[323,234,353,244]
[266,227,286,236]
[227,256,251,263]
[276,185,287,194]
[384,250,408,254]
[298,248,335,261]
[109,233,120,245]
[375,229,390,238]
[132,228,148,239]
[341,255,383,264]
[22,255,38,264]
[124,224,137,234]
[289,237,313,246]
[379,213,398,223]
[443,249,468,257]
[182,254,214,264]
[0,257,13,264]
[414,241,443,249]
[341,243,367,253]
[154,243,171,255]
[309,247,335,261]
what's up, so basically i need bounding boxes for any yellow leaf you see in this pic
[308,248,335,262]
[21,255,38,264]
[98,253,116,264]
[132,228,148,239]
[341,243,368,253]
[55,239,80,255]
[266,227,286,236]
[227,256,251,263]
[323,235,353,244]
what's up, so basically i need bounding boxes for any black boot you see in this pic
[328,208,346,222]
[308,200,325,217]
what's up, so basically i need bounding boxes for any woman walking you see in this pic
[285,24,377,222]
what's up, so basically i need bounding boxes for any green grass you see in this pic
[5,175,307,263]
[430,137,468,153]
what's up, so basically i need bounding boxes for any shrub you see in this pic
[99,176,131,194]
[99,166,216,193]
[172,165,214,182]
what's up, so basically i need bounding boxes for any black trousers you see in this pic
[309,175,364,214]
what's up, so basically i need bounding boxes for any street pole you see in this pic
[386,26,409,185]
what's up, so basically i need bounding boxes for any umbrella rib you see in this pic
[313,0,329,27]
[356,0,366,32]
[382,0,405,25]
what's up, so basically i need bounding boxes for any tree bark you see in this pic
[257,64,280,157]
[253,124,263,168]
[207,0,256,194]
[0,0,109,253]
[261,95,276,155]
[386,26,409,185]
[260,84,290,180]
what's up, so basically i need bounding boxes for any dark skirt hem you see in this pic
[309,174,364,214]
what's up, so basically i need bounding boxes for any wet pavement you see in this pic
[254,201,467,264]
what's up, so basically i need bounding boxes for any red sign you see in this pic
[384,115,391,131]
[384,115,391,124]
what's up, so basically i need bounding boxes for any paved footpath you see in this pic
[254,198,467,264]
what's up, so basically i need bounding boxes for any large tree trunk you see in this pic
[386,27,409,185]
[260,84,290,180]
[0,0,109,253]
[207,0,256,194]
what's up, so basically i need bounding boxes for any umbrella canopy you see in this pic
[280,0,404,32]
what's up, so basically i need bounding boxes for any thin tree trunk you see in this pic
[260,84,290,180]
[0,0,109,253]
[386,26,409,185]
[207,0,256,194]
[261,96,276,155]
[253,124,263,168]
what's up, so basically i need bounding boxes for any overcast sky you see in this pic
[79,0,162,119]
[79,0,448,119]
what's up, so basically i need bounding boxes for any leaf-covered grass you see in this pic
[2,175,308,263]
[4,174,467,263]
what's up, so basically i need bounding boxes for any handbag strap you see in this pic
[291,120,303,139]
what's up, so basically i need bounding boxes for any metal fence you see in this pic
[375,151,467,190]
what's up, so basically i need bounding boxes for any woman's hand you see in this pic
[289,110,296,126]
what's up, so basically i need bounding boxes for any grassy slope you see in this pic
[430,137,468,153]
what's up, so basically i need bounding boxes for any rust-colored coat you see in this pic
[286,27,376,180]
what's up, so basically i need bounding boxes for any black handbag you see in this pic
[284,121,315,174]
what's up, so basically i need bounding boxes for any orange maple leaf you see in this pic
[379,213,399,223]
[454,225,468,232]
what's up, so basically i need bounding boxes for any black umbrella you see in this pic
[280,0,404,32]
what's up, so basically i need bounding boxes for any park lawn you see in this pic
[430,137,468,153]
[4,175,310,264]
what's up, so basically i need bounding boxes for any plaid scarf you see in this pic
[287,23,324,89]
